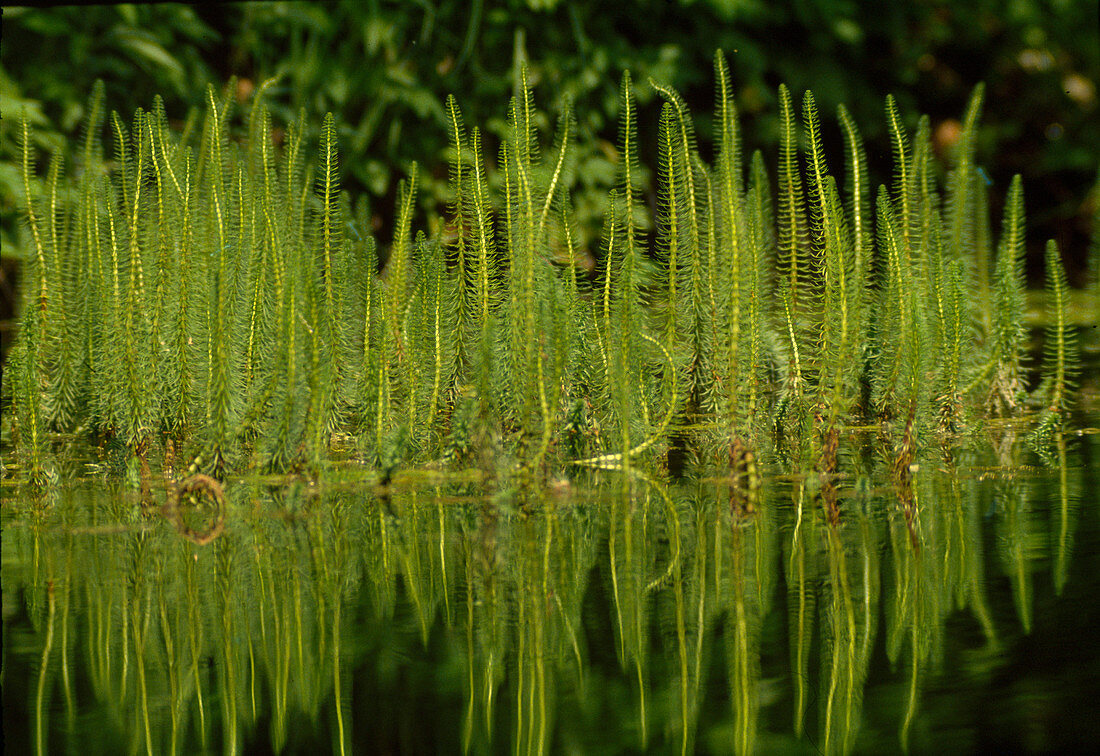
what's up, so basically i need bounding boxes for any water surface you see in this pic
[3,422,1099,754]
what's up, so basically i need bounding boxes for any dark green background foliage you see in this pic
[1,0,1097,347]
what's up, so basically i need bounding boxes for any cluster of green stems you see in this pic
[6,51,1081,486]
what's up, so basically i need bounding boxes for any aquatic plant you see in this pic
[5,52,1087,488]
[1027,239,1080,454]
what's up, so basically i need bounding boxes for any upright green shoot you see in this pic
[1030,240,1079,444]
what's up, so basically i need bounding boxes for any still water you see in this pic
[3,424,1099,755]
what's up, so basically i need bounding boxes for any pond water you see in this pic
[3,419,1099,755]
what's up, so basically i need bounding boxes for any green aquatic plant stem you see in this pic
[777,84,807,312]
[147,110,172,414]
[605,71,647,460]
[200,89,235,470]
[21,119,49,315]
[122,109,153,452]
[445,94,475,395]
[172,149,196,438]
[45,144,80,431]
[6,67,1080,489]
[886,95,912,254]
[1043,240,1073,415]
[652,82,705,399]
[803,91,831,268]
[875,186,920,422]
[656,103,682,357]
[17,117,51,483]
[960,174,1024,408]
[714,51,745,431]
[951,172,1026,419]
[1029,239,1079,443]
[803,91,860,429]
[318,112,340,330]
[837,105,869,286]
[599,190,632,462]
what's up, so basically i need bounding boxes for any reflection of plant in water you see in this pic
[716,471,775,756]
[1048,434,1081,596]
[2,424,1094,754]
[886,473,940,752]
[820,490,878,756]
[607,476,653,748]
[165,474,226,545]
[991,429,1036,636]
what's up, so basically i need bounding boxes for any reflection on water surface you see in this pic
[3,426,1099,754]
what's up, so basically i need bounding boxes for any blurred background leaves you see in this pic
[2,0,1097,337]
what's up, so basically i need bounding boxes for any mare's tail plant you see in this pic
[1028,240,1080,452]
[6,59,1080,488]
[12,116,52,486]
